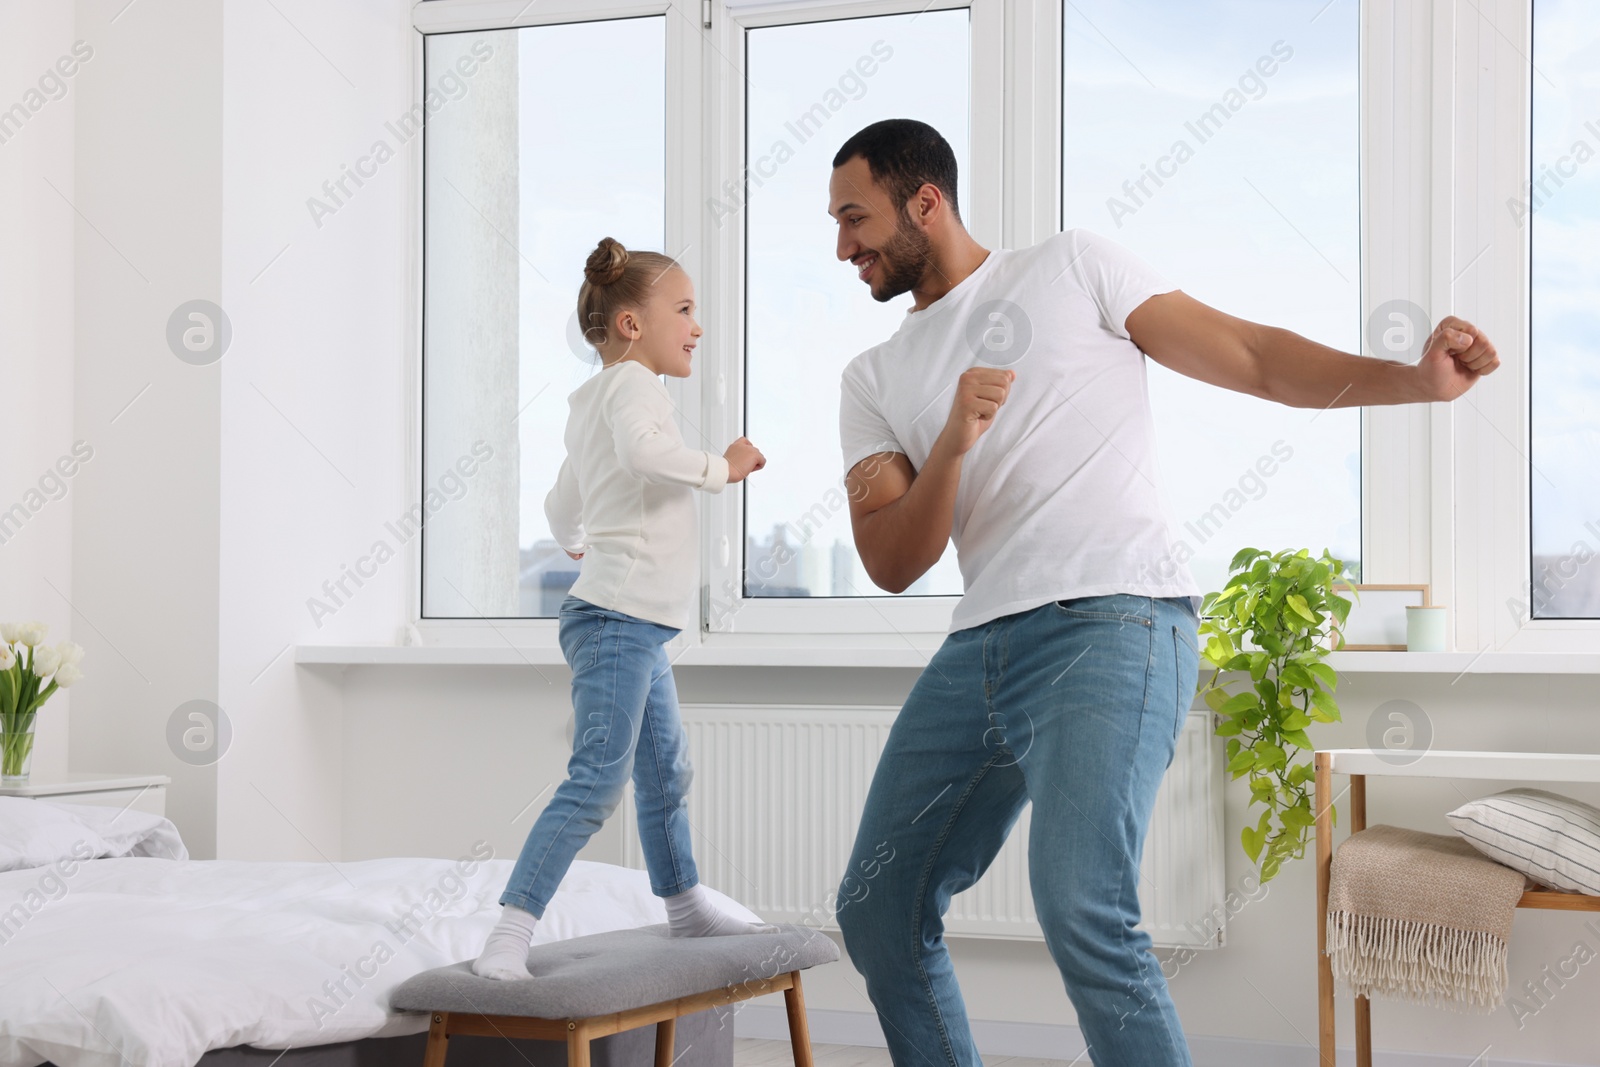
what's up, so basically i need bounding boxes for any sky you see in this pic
[1531,0,1600,582]
[1058,0,1362,594]
[743,9,973,596]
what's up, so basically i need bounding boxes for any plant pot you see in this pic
[2,714,37,785]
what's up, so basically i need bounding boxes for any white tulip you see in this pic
[0,646,13,671]
[53,663,84,688]
[0,623,20,643]
[55,641,85,667]
[32,646,61,677]
[15,622,48,648]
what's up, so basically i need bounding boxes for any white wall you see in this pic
[337,664,618,865]
[0,1,78,782]
[213,0,419,862]
[65,0,223,853]
[51,0,429,863]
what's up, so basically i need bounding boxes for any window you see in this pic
[1061,0,1362,597]
[1529,0,1600,619]
[420,17,666,619]
[406,0,1500,652]
[742,9,971,600]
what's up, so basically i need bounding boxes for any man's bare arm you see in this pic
[845,446,963,595]
[844,367,1014,594]
[1125,290,1499,408]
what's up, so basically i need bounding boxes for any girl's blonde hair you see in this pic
[576,237,681,351]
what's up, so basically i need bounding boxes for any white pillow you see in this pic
[1446,788,1600,896]
[0,796,187,872]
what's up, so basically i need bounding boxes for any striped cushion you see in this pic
[1446,788,1600,896]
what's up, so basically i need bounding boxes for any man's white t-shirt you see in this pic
[838,228,1202,634]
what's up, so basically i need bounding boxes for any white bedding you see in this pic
[0,797,188,872]
[0,850,759,1067]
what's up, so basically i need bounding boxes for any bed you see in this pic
[0,798,751,1067]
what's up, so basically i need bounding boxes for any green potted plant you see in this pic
[1197,548,1353,882]
[1,622,86,785]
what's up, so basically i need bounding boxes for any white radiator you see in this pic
[622,703,1225,949]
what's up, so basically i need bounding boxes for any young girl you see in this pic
[473,237,771,981]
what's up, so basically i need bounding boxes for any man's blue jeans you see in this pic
[836,594,1201,1067]
[500,595,698,916]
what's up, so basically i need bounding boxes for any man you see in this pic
[827,118,1496,1067]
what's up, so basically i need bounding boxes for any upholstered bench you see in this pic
[391,923,840,1067]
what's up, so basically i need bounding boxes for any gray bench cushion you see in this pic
[390,923,839,1019]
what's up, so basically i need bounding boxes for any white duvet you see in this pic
[0,849,758,1067]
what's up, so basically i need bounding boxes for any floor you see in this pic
[733,1039,1081,1067]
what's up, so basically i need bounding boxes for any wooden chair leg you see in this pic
[654,1016,677,1067]
[1316,753,1336,1067]
[568,1022,592,1067]
[783,971,815,1067]
[1349,774,1371,1067]
[423,1012,450,1067]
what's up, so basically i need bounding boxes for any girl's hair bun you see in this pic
[584,237,630,287]
[574,239,679,355]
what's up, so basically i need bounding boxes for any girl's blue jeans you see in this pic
[499,595,697,916]
[835,593,1202,1067]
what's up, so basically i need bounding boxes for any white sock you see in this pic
[472,904,538,980]
[664,884,778,938]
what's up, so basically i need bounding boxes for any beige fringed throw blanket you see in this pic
[1327,824,1530,1012]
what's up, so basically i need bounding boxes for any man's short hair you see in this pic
[832,119,960,222]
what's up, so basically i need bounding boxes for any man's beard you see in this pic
[869,209,933,303]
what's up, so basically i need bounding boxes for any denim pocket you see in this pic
[1172,618,1199,654]
[1171,626,1190,742]
[559,613,606,669]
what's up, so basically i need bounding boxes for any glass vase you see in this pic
[2,714,36,785]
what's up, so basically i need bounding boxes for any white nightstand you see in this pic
[0,772,170,817]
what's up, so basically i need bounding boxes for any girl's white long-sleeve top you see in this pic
[545,359,730,630]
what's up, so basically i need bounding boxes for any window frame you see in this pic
[404,0,1592,660]
[1522,0,1600,634]
[1459,0,1600,652]
[701,0,1000,638]
[408,0,697,654]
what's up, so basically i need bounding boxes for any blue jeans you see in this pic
[499,595,698,916]
[835,594,1200,1067]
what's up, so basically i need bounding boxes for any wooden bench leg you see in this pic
[655,1016,677,1067]
[568,1021,591,1067]
[784,971,815,1067]
[423,1012,450,1067]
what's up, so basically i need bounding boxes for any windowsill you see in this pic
[1326,650,1600,674]
[295,632,944,668]
[294,643,1600,673]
